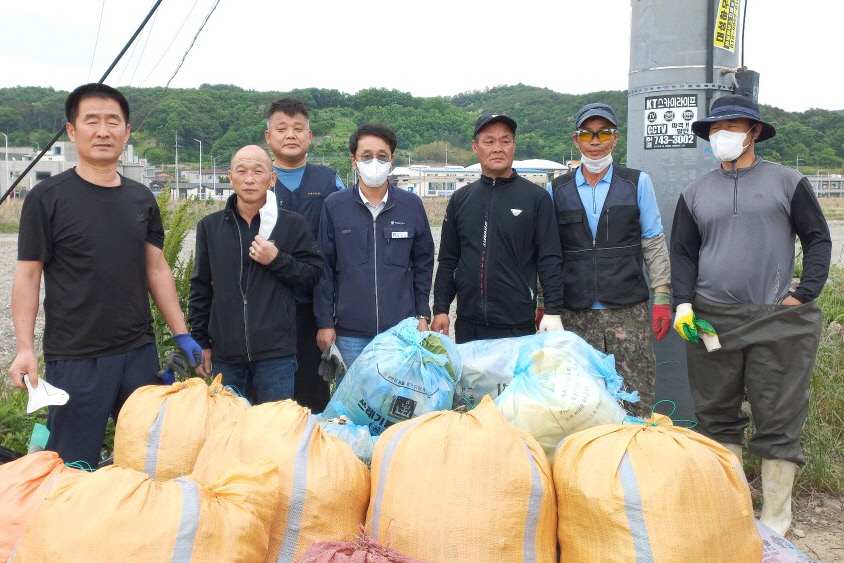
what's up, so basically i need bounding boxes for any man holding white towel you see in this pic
[188,145,324,404]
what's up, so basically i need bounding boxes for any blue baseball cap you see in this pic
[575,103,618,127]
[691,94,776,142]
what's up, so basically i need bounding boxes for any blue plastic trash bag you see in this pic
[317,415,377,466]
[454,330,636,409]
[322,318,462,436]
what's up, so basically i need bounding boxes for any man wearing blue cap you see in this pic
[670,94,831,536]
[551,102,671,420]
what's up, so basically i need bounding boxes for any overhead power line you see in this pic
[0,0,165,206]
[165,0,223,87]
[87,0,108,81]
[139,0,202,86]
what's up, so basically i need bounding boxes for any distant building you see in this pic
[171,182,234,201]
[808,173,844,198]
[390,159,570,197]
[1,142,151,198]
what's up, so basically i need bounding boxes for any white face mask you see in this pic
[709,129,752,162]
[356,159,392,187]
[580,152,613,174]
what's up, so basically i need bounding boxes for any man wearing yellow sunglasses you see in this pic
[550,103,671,419]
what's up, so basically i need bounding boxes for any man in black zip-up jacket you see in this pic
[314,124,435,368]
[189,145,324,405]
[432,114,566,343]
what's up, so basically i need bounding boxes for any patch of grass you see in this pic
[422,196,449,226]
[799,322,844,493]
[820,198,844,221]
[0,199,23,232]
[0,385,40,454]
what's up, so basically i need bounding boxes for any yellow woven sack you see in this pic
[366,396,557,563]
[192,399,370,563]
[9,459,278,562]
[553,414,762,563]
[0,451,83,561]
[113,375,249,480]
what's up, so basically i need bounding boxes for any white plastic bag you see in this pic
[454,330,635,409]
[756,520,819,563]
[495,347,627,461]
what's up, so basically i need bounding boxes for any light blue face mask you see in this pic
[356,158,392,187]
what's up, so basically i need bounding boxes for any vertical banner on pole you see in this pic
[713,0,740,52]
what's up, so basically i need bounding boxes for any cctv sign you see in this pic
[644,94,698,150]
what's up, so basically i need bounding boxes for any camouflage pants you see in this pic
[560,302,655,419]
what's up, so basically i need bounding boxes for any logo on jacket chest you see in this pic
[511,209,523,216]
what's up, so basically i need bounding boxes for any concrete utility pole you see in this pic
[627,0,744,419]
[1,132,8,198]
[175,133,180,195]
[195,138,202,198]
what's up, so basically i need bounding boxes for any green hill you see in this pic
[1,84,841,181]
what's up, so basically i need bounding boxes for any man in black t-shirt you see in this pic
[7,83,202,468]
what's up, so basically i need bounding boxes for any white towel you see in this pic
[258,193,278,240]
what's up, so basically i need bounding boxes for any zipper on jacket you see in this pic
[362,196,395,335]
[482,179,496,325]
[731,161,738,214]
[373,214,379,334]
[592,237,598,302]
[233,216,252,361]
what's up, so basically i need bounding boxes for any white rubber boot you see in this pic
[719,442,744,467]
[760,459,798,536]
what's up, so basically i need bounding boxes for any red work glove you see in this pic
[651,293,672,341]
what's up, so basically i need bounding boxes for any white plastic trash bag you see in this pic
[322,318,461,436]
[455,330,635,409]
[495,347,629,461]
[756,520,819,563]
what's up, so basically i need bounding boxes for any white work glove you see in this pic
[673,302,721,351]
[538,314,564,332]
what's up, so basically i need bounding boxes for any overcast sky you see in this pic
[3,0,841,112]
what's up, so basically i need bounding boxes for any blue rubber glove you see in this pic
[173,334,203,369]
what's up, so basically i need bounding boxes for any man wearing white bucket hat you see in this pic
[670,94,831,536]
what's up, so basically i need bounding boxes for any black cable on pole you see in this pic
[0,0,165,206]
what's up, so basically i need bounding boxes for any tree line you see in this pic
[0,83,841,180]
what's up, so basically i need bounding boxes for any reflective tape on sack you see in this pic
[172,477,200,562]
[520,438,544,563]
[277,415,318,563]
[145,399,169,477]
[618,452,654,563]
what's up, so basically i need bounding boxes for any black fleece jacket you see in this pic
[433,171,565,328]
[189,195,324,362]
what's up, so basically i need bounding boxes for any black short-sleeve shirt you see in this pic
[18,168,165,360]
